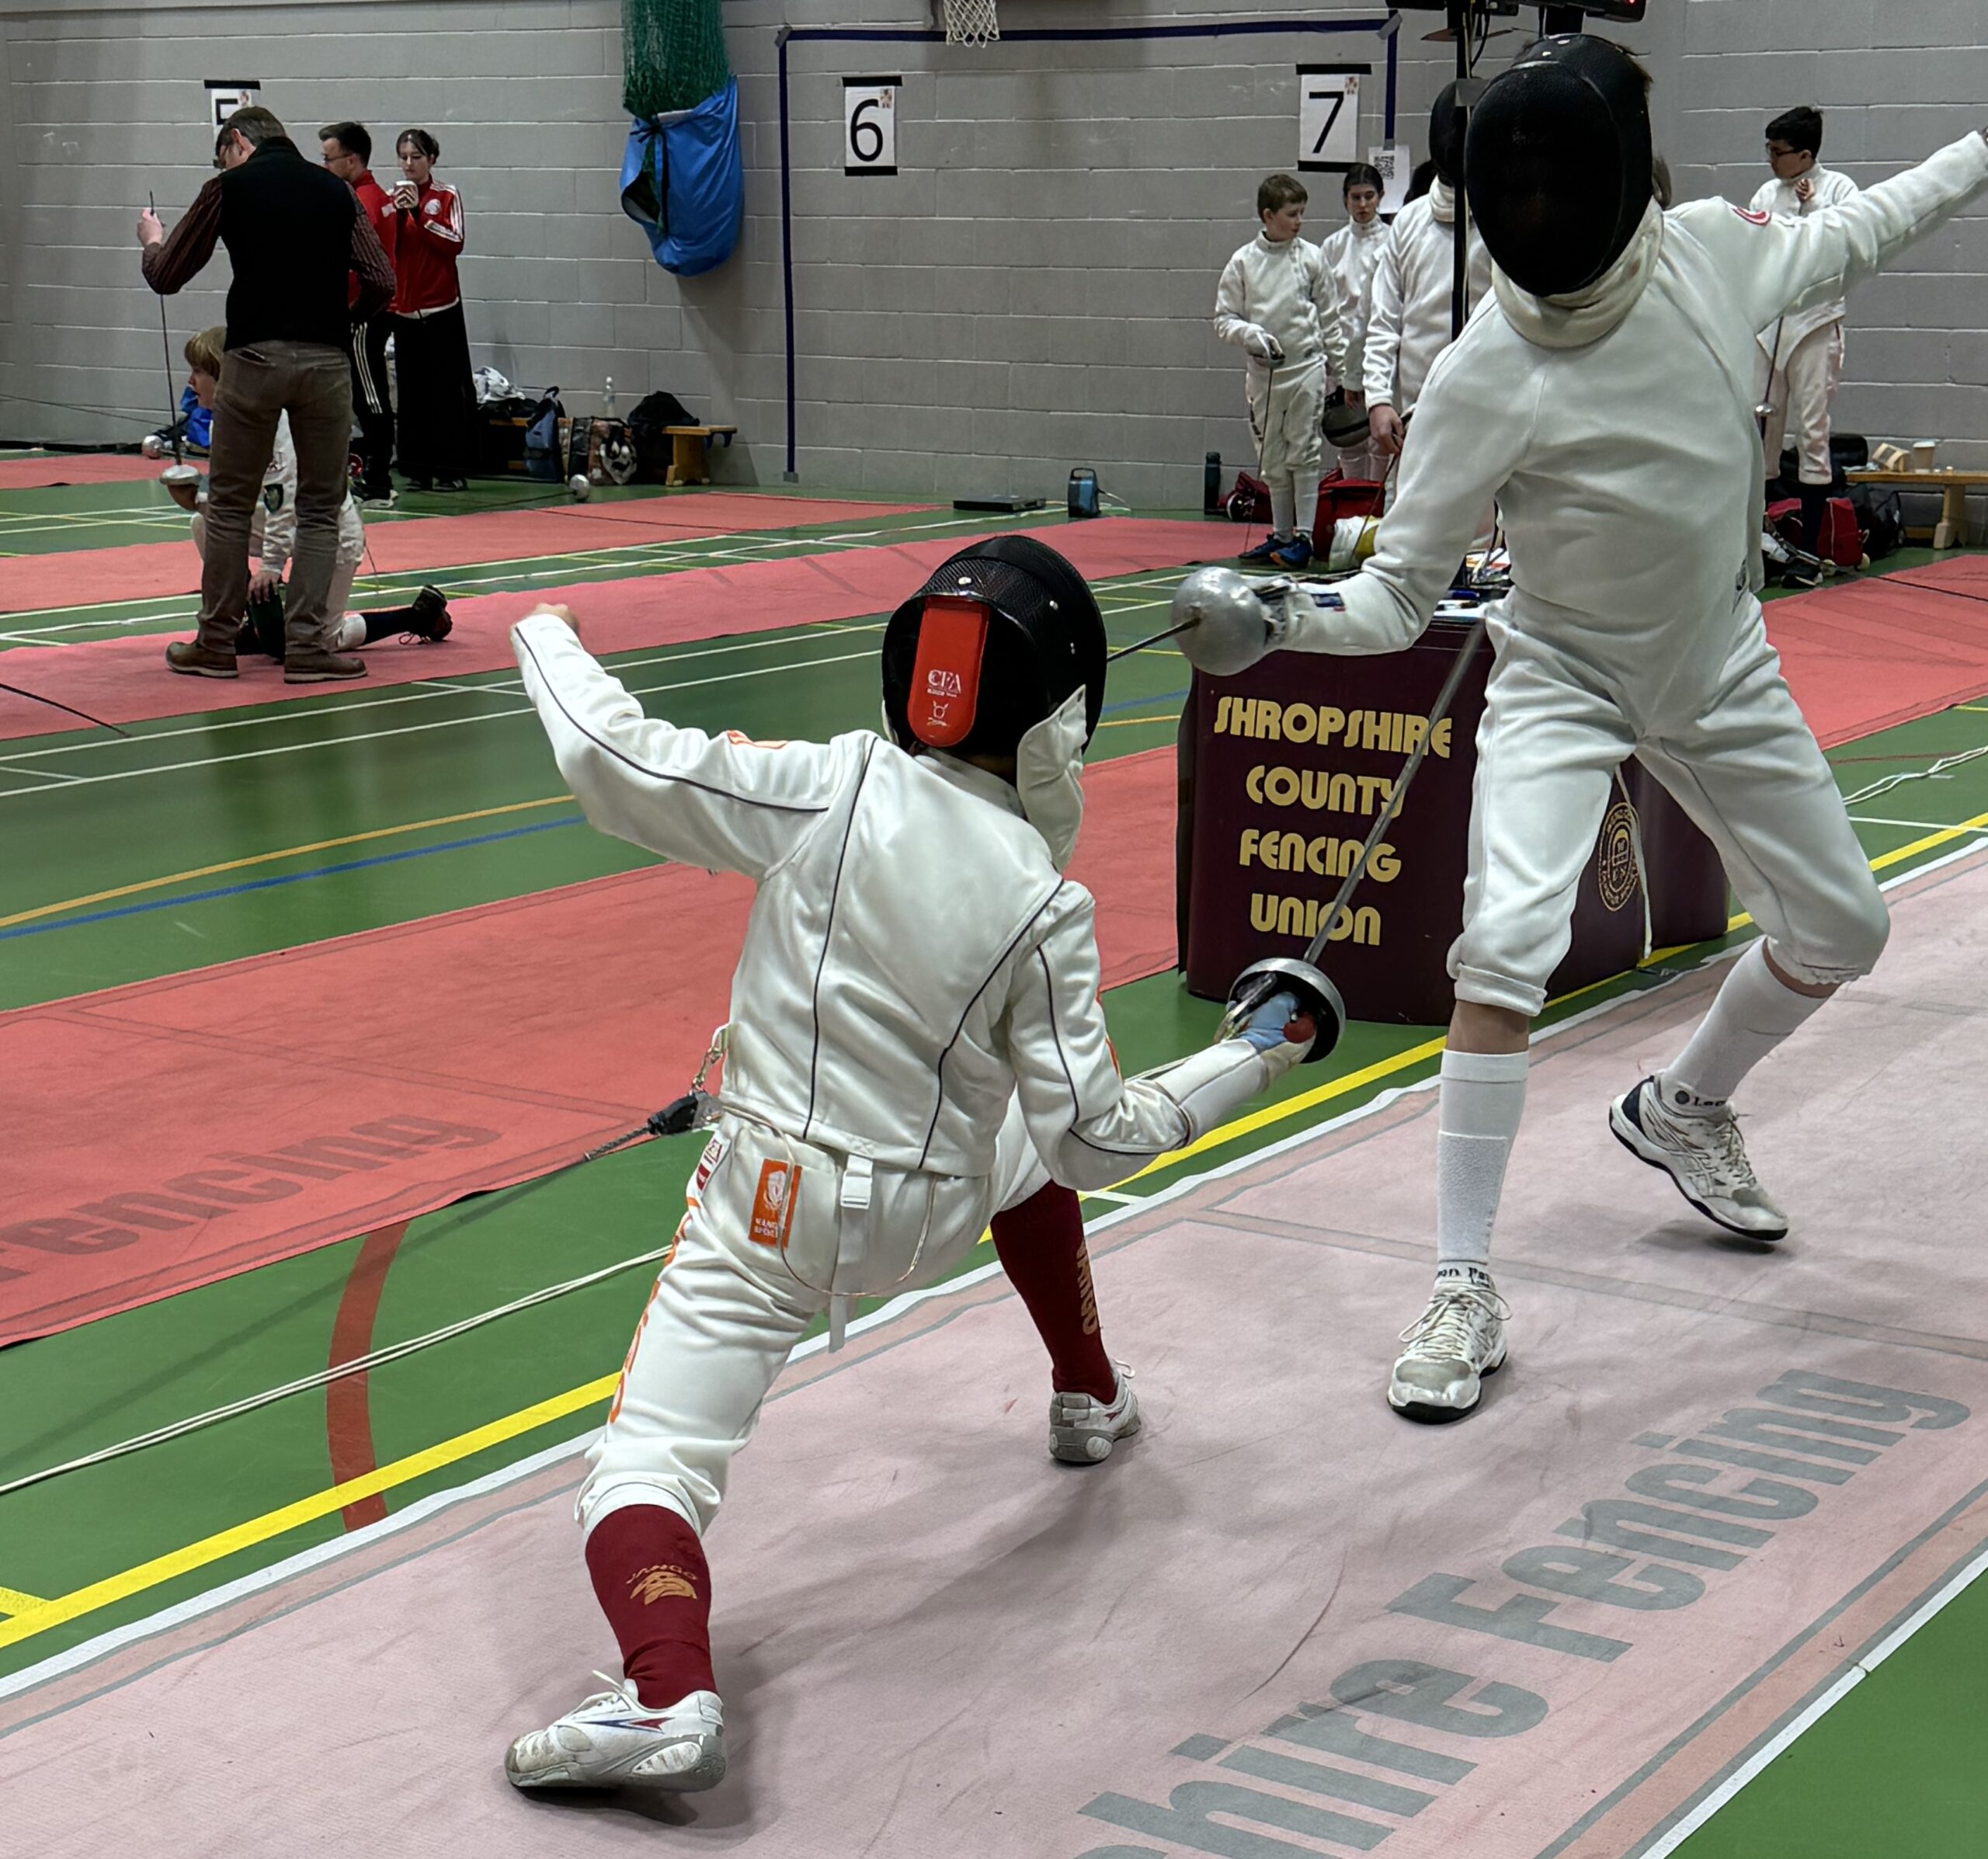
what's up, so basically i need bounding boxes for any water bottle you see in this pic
[1068,468,1100,520]
[1204,451,1222,517]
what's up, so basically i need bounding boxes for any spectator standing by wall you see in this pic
[138,105,394,682]
[320,120,400,508]
[390,128,476,492]
[1317,163,1389,484]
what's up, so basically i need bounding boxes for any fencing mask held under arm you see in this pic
[1465,34,1654,299]
[1429,81,1465,187]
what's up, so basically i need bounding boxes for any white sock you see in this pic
[1269,477,1297,538]
[1658,940,1824,1110]
[1292,469,1323,540]
[1434,1048,1528,1276]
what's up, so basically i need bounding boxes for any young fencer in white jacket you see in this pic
[1206,38,1988,1423]
[502,535,1317,1794]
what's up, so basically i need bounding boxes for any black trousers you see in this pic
[393,302,477,481]
[349,316,395,497]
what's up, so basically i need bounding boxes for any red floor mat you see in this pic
[0,749,1176,1346]
[0,519,1226,741]
[0,454,165,491]
[0,492,939,615]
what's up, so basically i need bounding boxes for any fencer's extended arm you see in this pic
[1002,892,1307,1193]
[1712,132,1988,334]
[513,611,850,881]
[1361,228,1407,408]
[1281,342,1533,659]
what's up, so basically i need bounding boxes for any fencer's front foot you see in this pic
[1049,1363,1141,1465]
[1609,1077,1789,1241]
[1388,1270,1509,1424]
[506,1678,726,1795]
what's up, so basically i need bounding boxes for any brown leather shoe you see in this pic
[283,648,368,683]
[165,638,238,679]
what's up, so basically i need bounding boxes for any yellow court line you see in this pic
[0,1586,49,1617]
[1096,714,1177,731]
[6,807,1988,1660]
[0,794,572,931]
[0,1374,618,1652]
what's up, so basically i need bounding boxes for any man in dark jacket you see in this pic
[139,105,395,682]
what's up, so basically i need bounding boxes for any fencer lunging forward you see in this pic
[1208,37,1988,1421]
[502,536,1315,1794]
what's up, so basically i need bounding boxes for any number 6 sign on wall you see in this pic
[843,78,900,175]
[1297,64,1369,174]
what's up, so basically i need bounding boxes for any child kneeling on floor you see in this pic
[164,326,453,659]
[502,534,1316,1795]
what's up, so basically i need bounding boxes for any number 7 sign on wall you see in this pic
[843,78,900,176]
[1297,65,1369,174]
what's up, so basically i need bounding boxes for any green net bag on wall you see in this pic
[624,0,732,120]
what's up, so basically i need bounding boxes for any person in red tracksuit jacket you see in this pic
[320,120,400,506]
[390,127,478,492]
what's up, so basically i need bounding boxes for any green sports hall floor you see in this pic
[2,463,1985,1856]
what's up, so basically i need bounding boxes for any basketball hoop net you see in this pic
[941,0,999,47]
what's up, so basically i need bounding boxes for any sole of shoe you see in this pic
[1386,1347,1505,1425]
[284,666,368,684]
[1607,1096,1788,1242]
[506,1738,726,1795]
[165,659,238,679]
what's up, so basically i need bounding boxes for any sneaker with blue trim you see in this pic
[1609,1075,1789,1240]
[1239,532,1291,565]
[1274,533,1315,570]
[505,1677,727,1793]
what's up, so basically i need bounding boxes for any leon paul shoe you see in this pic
[1609,1076,1790,1240]
[1388,1267,1509,1423]
[506,1678,726,1794]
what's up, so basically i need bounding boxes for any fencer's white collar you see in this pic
[1013,686,1090,872]
[922,750,1027,818]
[1429,179,1458,225]
[1492,199,1666,350]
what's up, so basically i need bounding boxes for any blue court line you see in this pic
[2,814,584,941]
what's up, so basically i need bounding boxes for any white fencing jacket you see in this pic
[1288,134,1988,731]
[1750,165,1862,358]
[1318,217,1388,394]
[1362,184,1493,415]
[514,613,1298,1191]
[1215,231,1349,382]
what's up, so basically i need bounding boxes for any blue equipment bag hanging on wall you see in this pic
[620,79,742,278]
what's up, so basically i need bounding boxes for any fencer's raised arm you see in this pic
[1000,889,1309,1193]
[1701,131,1988,336]
[513,610,850,881]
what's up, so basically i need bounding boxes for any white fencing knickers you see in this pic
[1248,356,1326,480]
[1449,599,1889,1018]
[576,1096,1051,1542]
[1758,322,1844,486]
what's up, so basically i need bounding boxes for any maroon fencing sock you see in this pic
[990,1182,1117,1402]
[584,1503,717,1708]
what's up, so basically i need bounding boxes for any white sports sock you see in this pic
[1434,1048,1528,1273]
[1658,940,1824,1110]
[1269,476,1298,538]
[1292,468,1323,540]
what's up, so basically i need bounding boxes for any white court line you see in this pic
[0,648,878,796]
[0,622,888,766]
[1850,814,1988,834]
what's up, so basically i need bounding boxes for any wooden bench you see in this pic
[1846,468,1988,550]
[662,424,739,487]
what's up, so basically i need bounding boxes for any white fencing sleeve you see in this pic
[513,611,848,881]
[1309,244,1350,382]
[1287,338,1538,658]
[1701,132,1988,337]
[1214,252,1260,350]
[1361,228,1407,406]
[1002,889,1302,1192]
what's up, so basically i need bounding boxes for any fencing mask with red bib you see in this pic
[881,534,1107,868]
[1465,34,1654,299]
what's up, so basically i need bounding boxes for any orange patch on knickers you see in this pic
[749,1158,801,1249]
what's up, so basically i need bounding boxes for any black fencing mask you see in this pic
[1465,35,1654,298]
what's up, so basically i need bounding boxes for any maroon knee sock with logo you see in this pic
[584,1503,716,1709]
[990,1181,1118,1402]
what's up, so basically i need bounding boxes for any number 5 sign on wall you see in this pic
[843,78,900,176]
[1296,65,1369,174]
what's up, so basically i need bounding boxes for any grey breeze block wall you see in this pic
[0,0,1980,507]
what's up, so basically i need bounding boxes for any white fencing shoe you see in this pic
[1049,1364,1141,1464]
[1388,1271,1509,1423]
[506,1677,726,1793]
[1609,1076,1789,1240]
